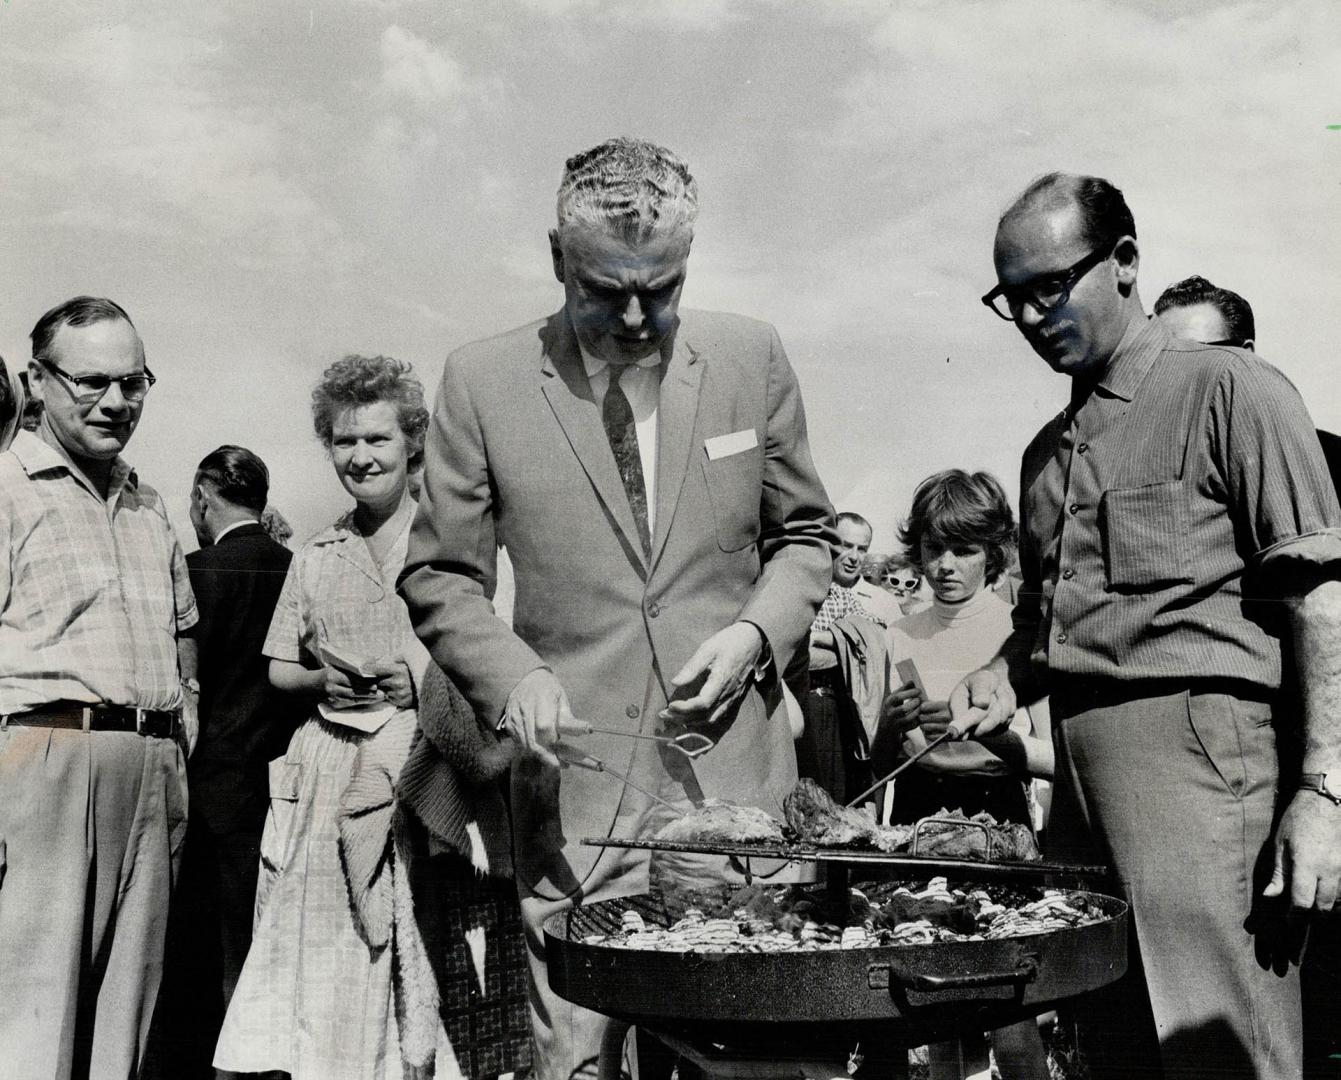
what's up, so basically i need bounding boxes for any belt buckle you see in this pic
[134,708,148,735]
[82,707,93,732]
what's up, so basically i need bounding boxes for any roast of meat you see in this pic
[913,813,1039,861]
[655,799,786,844]
[782,777,913,852]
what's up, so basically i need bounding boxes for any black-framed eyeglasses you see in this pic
[981,245,1113,322]
[41,359,156,404]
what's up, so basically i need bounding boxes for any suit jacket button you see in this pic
[626,704,641,719]
[647,600,661,618]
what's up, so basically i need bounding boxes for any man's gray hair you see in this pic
[556,137,698,242]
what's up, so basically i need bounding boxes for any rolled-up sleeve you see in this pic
[1210,356,1341,573]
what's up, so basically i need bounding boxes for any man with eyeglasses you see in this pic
[0,296,198,1079]
[952,174,1341,1080]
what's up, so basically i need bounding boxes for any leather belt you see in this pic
[1,703,181,739]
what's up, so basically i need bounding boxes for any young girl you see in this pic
[881,468,1053,1080]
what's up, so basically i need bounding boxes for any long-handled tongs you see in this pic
[844,719,971,809]
[566,721,715,761]
[554,743,688,816]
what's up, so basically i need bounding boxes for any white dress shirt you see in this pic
[581,348,660,536]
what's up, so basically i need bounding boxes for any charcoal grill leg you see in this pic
[598,1020,631,1080]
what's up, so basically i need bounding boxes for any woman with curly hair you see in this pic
[215,355,452,1079]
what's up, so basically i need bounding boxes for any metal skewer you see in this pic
[554,743,687,816]
[571,721,715,760]
[845,723,968,809]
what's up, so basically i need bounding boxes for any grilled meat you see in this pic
[653,799,786,844]
[783,777,913,852]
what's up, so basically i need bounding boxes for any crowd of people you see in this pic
[1,137,1339,1080]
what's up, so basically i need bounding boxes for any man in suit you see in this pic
[148,445,294,1079]
[400,137,834,1080]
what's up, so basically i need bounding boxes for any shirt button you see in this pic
[1069,503,1080,515]
[1056,632,1068,644]
[1078,443,1090,455]
[647,600,662,618]
[1062,568,1075,580]
[626,704,641,719]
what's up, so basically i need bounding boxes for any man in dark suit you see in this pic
[148,445,294,1079]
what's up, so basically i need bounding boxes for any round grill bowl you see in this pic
[544,883,1128,1041]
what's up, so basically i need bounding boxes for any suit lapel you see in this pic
[650,322,704,571]
[539,313,649,571]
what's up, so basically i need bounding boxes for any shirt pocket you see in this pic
[701,449,763,552]
[1099,480,1194,591]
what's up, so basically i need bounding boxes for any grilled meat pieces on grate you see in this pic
[654,799,786,844]
[783,778,913,852]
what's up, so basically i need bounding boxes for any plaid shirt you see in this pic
[809,583,878,632]
[0,430,197,714]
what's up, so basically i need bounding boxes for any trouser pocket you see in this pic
[1186,692,1271,800]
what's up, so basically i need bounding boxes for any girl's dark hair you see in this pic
[898,469,1016,585]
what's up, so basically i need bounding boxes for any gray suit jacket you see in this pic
[400,308,833,898]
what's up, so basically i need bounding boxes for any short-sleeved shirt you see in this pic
[1008,317,1341,690]
[264,510,428,677]
[0,430,197,713]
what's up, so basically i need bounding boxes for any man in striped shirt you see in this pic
[0,297,198,1080]
[956,173,1341,1080]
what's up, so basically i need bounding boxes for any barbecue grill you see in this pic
[544,837,1129,1079]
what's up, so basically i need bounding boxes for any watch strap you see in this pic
[1299,772,1341,805]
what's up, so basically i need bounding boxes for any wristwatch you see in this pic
[1299,772,1341,806]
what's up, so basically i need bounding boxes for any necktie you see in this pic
[602,364,652,557]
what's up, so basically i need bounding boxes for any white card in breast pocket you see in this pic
[705,428,758,460]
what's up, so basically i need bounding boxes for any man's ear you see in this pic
[1243,338,1256,353]
[549,229,565,284]
[26,359,45,394]
[1113,235,1139,287]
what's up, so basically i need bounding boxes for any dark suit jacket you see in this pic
[186,522,296,833]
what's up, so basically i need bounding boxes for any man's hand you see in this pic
[948,664,1017,738]
[664,622,764,725]
[502,668,573,767]
[1264,790,1341,911]
[181,683,200,758]
[366,657,415,710]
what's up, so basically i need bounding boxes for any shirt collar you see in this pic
[1093,315,1170,403]
[310,509,360,546]
[580,344,662,380]
[9,428,137,497]
[213,519,262,543]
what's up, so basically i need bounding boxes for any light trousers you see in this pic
[1049,685,1301,1080]
[0,726,187,1080]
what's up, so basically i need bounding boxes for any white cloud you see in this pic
[514,0,760,31]
[0,17,352,270]
[380,24,464,107]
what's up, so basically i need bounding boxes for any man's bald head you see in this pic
[999,172,1137,257]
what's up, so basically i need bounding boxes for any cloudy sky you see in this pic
[1,0,1337,553]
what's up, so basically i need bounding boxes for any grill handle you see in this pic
[873,952,1040,992]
